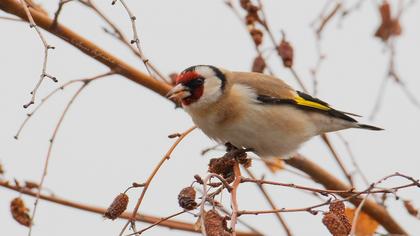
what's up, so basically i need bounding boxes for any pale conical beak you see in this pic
[166,84,191,100]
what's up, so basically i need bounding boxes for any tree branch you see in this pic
[0,0,171,97]
[285,154,408,235]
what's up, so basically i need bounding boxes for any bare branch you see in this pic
[27,71,114,235]
[119,126,196,236]
[0,181,202,234]
[19,0,56,109]
[244,168,293,236]
[111,0,169,84]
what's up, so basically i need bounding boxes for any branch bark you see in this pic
[0,0,171,97]
[0,181,258,236]
[0,1,408,235]
[0,180,196,233]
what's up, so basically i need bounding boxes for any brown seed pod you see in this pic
[322,212,351,236]
[250,28,263,46]
[178,187,197,210]
[10,197,31,227]
[245,13,258,25]
[322,201,351,236]
[203,210,231,236]
[208,156,236,182]
[329,200,345,215]
[104,193,129,220]
[278,38,294,68]
[194,174,204,184]
[252,55,266,73]
[374,1,401,41]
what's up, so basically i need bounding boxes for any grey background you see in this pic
[1,0,419,235]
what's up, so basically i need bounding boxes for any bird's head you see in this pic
[166,65,226,106]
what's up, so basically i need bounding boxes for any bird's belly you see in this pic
[192,105,317,158]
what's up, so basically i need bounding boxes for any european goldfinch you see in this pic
[167,65,382,158]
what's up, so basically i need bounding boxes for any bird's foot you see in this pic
[225,142,254,155]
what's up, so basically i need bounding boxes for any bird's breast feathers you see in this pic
[184,83,318,158]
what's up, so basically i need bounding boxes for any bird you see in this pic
[166,65,382,159]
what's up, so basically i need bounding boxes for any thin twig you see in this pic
[240,176,419,195]
[111,0,169,83]
[195,188,263,235]
[27,72,114,235]
[15,72,112,140]
[256,1,308,93]
[125,210,188,236]
[350,192,369,235]
[321,134,354,186]
[19,0,56,109]
[230,161,242,236]
[369,76,389,120]
[238,171,419,217]
[77,1,142,63]
[51,0,73,29]
[336,133,370,187]
[315,2,342,37]
[244,168,293,236]
[237,199,331,216]
[199,173,229,236]
[119,126,196,236]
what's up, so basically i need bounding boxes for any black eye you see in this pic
[185,77,204,88]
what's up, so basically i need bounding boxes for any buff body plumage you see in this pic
[167,65,381,158]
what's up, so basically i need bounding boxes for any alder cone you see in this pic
[203,210,231,236]
[178,187,197,210]
[322,201,351,236]
[250,28,263,46]
[278,39,294,68]
[252,56,266,73]
[104,193,129,220]
[322,212,351,236]
[10,197,31,227]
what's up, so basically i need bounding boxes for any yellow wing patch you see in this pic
[294,96,331,111]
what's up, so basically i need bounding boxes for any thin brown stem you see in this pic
[244,168,293,236]
[19,0,56,109]
[237,200,331,216]
[112,0,169,83]
[119,126,196,236]
[51,0,73,29]
[315,2,342,37]
[230,161,242,236]
[126,210,188,236]
[27,72,113,235]
[286,154,409,234]
[15,71,113,139]
[350,193,369,235]
[321,134,354,186]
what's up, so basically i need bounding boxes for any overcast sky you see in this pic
[1,0,420,235]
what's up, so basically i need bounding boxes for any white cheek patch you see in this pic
[201,77,223,103]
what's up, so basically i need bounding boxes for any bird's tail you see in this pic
[356,123,384,131]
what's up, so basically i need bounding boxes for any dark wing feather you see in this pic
[257,92,358,123]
